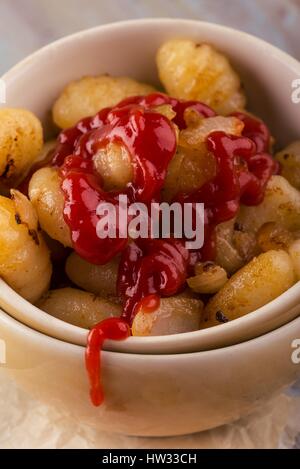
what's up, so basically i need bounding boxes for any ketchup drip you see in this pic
[85,318,130,406]
[231,111,271,153]
[48,94,278,406]
[117,238,189,324]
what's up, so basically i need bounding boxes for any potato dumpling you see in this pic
[202,250,296,328]
[215,220,245,274]
[0,108,43,186]
[37,287,121,329]
[28,167,72,247]
[65,252,119,299]
[132,295,203,336]
[275,141,300,190]
[93,142,133,191]
[179,115,244,149]
[53,75,156,129]
[187,262,228,294]
[257,222,294,253]
[0,191,52,302]
[157,39,246,115]
[237,175,300,234]
[163,146,216,201]
[288,239,300,280]
[163,116,243,201]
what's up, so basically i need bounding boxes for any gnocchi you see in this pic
[0,190,52,302]
[28,167,72,247]
[93,142,133,191]
[53,75,156,129]
[65,252,119,299]
[187,262,228,294]
[163,115,243,201]
[157,39,246,115]
[0,108,43,188]
[237,175,300,234]
[132,295,203,336]
[275,141,300,190]
[202,250,296,328]
[37,287,121,329]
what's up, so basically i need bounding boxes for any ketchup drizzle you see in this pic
[48,94,278,406]
[85,318,130,406]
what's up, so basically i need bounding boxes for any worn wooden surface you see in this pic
[0,0,300,75]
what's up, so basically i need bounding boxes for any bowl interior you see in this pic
[1,19,300,354]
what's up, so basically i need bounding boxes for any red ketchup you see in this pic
[118,238,189,324]
[49,93,278,406]
[85,318,130,406]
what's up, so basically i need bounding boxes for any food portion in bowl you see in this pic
[1,38,300,404]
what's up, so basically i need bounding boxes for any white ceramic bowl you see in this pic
[1,19,300,354]
[1,306,300,436]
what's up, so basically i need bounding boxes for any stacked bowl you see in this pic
[0,19,300,436]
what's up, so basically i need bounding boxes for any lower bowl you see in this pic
[1,307,300,436]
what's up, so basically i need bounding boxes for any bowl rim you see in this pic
[1,18,300,354]
[1,303,300,361]
[1,277,300,354]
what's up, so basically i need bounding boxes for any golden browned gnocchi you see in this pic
[202,250,296,328]
[157,39,246,115]
[94,142,133,191]
[163,116,243,201]
[37,287,121,329]
[132,295,203,336]
[275,141,300,190]
[237,175,300,234]
[187,262,228,294]
[288,239,300,280]
[0,190,52,302]
[52,75,156,129]
[0,108,43,188]
[28,167,72,247]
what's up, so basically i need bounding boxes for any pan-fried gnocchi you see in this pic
[1,37,300,339]
[132,295,203,336]
[163,116,243,201]
[37,287,121,329]
[65,252,119,299]
[53,75,156,129]
[187,262,228,294]
[94,142,133,191]
[0,190,51,302]
[275,141,300,190]
[202,250,296,328]
[157,39,246,115]
[0,109,43,188]
[237,175,300,234]
[28,167,72,247]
